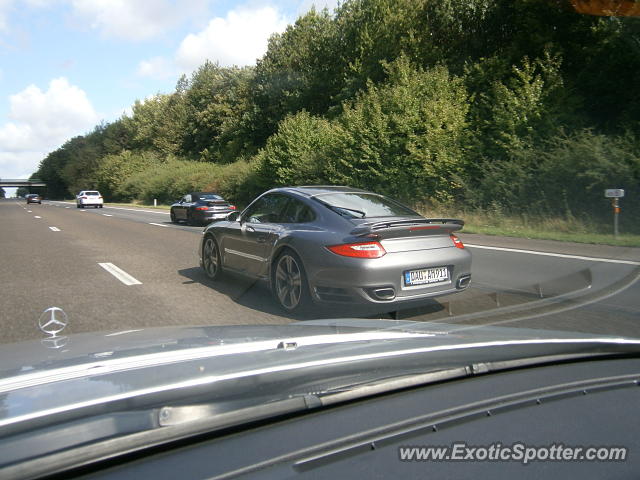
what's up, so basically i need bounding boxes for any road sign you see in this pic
[604,189,625,198]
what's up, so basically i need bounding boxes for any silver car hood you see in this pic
[1,319,639,431]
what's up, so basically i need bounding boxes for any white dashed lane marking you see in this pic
[98,263,142,286]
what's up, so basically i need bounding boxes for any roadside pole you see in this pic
[604,189,624,239]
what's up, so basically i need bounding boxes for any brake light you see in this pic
[229,205,237,210]
[450,234,465,249]
[81,196,87,199]
[195,206,208,211]
[327,241,387,258]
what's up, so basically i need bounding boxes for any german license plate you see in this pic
[404,267,449,286]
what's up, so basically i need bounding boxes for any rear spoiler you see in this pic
[351,218,464,236]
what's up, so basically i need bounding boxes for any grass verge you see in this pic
[105,201,171,211]
[418,207,640,247]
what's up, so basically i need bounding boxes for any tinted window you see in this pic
[281,198,315,223]
[314,192,418,218]
[198,194,223,200]
[244,194,291,223]
[85,191,100,196]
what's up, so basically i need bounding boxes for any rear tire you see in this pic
[272,249,310,313]
[202,236,222,280]
[170,210,177,223]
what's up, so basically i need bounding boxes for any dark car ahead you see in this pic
[199,186,472,313]
[25,194,41,204]
[170,192,236,226]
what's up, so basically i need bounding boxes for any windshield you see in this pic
[0,0,639,474]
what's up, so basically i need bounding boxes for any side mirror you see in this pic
[226,211,240,222]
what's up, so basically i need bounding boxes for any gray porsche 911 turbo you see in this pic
[199,186,472,312]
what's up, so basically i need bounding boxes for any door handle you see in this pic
[246,225,256,232]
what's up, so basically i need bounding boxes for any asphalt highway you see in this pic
[1,198,639,345]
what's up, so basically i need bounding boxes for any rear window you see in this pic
[85,191,100,196]
[198,194,223,200]
[315,192,419,218]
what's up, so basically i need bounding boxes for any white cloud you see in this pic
[175,6,289,71]
[137,56,175,79]
[0,78,99,178]
[69,0,207,41]
[0,0,14,33]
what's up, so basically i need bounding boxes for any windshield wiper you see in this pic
[327,204,366,218]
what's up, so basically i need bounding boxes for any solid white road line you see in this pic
[149,222,168,227]
[98,263,142,286]
[465,244,640,266]
[48,227,61,232]
[107,206,170,215]
[48,201,169,215]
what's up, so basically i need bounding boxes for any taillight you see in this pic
[327,241,387,258]
[81,196,87,199]
[195,206,208,211]
[229,205,237,210]
[450,234,465,249]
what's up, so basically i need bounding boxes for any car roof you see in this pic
[190,192,221,196]
[276,186,370,198]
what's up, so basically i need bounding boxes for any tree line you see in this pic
[33,0,640,231]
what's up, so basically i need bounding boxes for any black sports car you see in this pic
[170,192,236,226]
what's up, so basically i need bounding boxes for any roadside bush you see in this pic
[94,150,162,201]
[116,157,261,207]
[327,58,469,204]
[254,111,337,189]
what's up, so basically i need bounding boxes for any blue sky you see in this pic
[0,0,337,188]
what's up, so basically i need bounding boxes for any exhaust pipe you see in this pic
[457,274,471,289]
[369,287,396,301]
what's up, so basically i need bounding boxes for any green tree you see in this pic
[124,92,188,156]
[250,8,339,145]
[181,62,255,162]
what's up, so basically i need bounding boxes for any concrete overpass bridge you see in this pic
[0,179,46,190]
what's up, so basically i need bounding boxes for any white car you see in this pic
[76,190,104,208]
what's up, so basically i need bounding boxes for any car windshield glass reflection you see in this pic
[316,193,419,218]
[245,194,291,223]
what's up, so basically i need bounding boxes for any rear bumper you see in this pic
[306,246,472,305]
[195,211,234,224]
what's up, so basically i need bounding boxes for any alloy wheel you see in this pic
[202,237,220,279]
[275,254,303,310]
